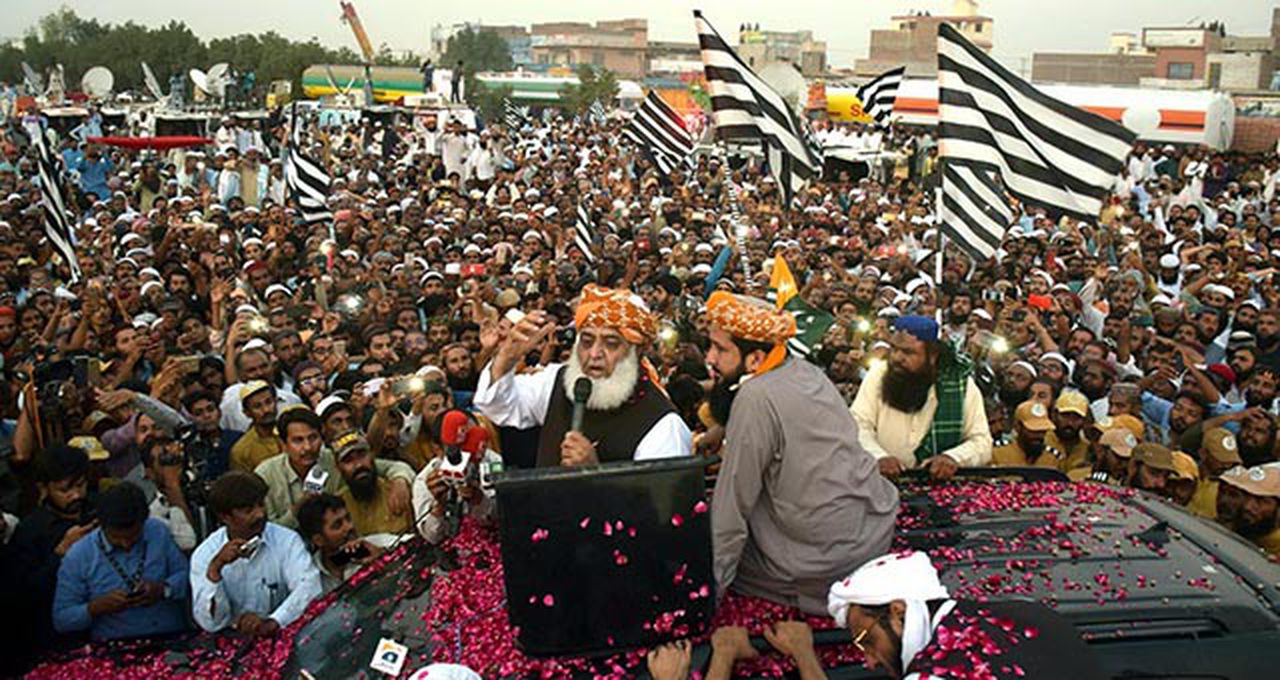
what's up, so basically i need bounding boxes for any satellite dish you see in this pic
[141,62,165,101]
[189,68,210,94]
[21,62,44,93]
[207,62,230,97]
[81,66,114,98]
[757,61,807,112]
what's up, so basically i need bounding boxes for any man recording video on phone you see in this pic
[189,471,321,636]
[296,493,384,593]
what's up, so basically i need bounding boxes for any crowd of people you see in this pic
[0,91,1278,678]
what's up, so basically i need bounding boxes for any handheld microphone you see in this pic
[571,377,592,432]
[440,410,469,465]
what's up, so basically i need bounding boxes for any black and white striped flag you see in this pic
[694,10,821,205]
[588,100,607,125]
[26,123,81,281]
[573,201,597,263]
[622,90,694,177]
[284,104,333,227]
[857,66,905,127]
[939,162,1013,260]
[503,98,530,130]
[937,23,1135,229]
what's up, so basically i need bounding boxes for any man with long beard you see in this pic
[472,284,691,466]
[704,292,897,615]
[851,315,992,480]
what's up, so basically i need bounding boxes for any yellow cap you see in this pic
[1054,391,1090,417]
[1099,429,1138,458]
[1220,465,1280,499]
[1171,452,1199,482]
[1201,427,1242,464]
[1133,443,1177,473]
[239,380,273,402]
[1015,401,1054,431]
[68,435,110,462]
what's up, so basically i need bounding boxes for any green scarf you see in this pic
[913,342,974,463]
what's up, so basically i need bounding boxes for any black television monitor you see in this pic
[492,457,715,658]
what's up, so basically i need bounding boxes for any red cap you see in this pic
[440,410,469,447]
[1207,363,1237,385]
[0,306,14,318]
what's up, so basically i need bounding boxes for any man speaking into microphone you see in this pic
[473,284,692,466]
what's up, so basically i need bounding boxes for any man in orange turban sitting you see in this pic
[472,284,692,467]
[704,292,898,615]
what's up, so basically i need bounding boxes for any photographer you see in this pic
[140,434,198,551]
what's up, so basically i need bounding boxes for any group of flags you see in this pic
[19,10,1136,337]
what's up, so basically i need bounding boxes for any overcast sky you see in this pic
[5,0,1274,69]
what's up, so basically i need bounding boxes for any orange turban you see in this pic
[706,291,797,375]
[573,284,659,345]
[706,292,796,344]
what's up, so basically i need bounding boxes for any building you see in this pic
[1031,9,1279,93]
[1031,53,1157,86]
[529,19,648,79]
[735,25,828,76]
[854,0,994,76]
[647,41,703,75]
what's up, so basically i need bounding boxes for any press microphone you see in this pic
[440,410,469,465]
[571,377,593,432]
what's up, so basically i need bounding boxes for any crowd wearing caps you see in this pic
[1,83,1280,677]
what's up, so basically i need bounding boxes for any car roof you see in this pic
[896,478,1280,640]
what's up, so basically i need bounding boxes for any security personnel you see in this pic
[992,401,1056,468]
[1187,427,1244,519]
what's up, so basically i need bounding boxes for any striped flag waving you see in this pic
[937,22,1135,237]
[856,66,905,127]
[622,90,694,177]
[573,201,597,263]
[939,162,1013,260]
[25,123,81,281]
[283,104,333,227]
[694,10,821,205]
[503,98,530,130]
[587,100,607,125]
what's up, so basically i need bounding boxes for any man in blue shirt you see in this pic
[189,470,321,636]
[74,144,112,201]
[52,482,189,641]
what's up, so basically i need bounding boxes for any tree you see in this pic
[441,29,513,74]
[470,83,513,127]
[0,8,381,102]
[559,65,619,115]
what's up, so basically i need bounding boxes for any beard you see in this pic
[708,362,747,426]
[948,309,970,325]
[999,385,1030,408]
[447,368,477,391]
[1235,319,1257,335]
[1245,389,1273,408]
[563,345,639,412]
[347,468,378,501]
[882,362,937,414]
[1239,437,1276,467]
[1237,512,1277,540]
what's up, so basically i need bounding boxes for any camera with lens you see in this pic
[175,424,215,508]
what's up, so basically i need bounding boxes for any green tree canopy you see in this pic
[559,64,620,115]
[0,7,396,99]
[441,29,513,74]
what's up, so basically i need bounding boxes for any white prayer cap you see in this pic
[1159,253,1180,269]
[242,338,270,352]
[827,551,949,627]
[407,663,482,680]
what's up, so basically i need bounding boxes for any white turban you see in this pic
[828,551,952,672]
[827,551,949,627]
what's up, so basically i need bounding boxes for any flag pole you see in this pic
[934,156,945,325]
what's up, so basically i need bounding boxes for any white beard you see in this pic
[563,345,639,411]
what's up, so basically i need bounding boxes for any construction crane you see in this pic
[339,1,375,105]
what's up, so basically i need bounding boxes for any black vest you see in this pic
[906,600,1105,680]
[535,366,677,467]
